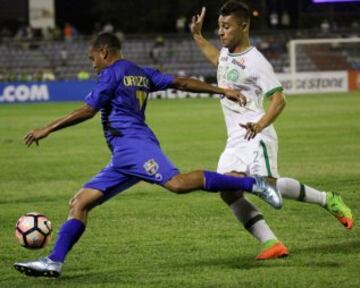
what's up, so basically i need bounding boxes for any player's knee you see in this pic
[220,190,244,206]
[68,191,92,213]
[167,183,185,194]
[68,195,85,213]
[219,172,246,205]
[164,177,186,194]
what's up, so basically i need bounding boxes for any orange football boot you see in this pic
[256,240,289,260]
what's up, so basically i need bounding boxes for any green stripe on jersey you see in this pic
[265,86,284,97]
[260,140,272,177]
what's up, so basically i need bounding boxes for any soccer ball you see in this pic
[15,212,52,249]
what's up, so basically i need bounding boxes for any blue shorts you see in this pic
[83,137,179,202]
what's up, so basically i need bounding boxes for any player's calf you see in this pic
[164,171,204,194]
[67,188,104,222]
[165,171,282,209]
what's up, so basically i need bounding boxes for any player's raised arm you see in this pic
[190,7,220,67]
[170,76,246,106]
[24,104,96,147]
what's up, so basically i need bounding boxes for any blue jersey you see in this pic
[83,59,179,201]
[85,59,174,145]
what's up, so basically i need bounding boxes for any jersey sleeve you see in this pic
[142,67,175,92]
[84,68,116,110]
[254,58,283,97]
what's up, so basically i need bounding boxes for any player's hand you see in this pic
[191,7,206,36]
[239,122,263,141]
[224,89,247,106]
[24,128,51,147]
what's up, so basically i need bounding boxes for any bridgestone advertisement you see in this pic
[0,71,353,104]
[277,71,348,94]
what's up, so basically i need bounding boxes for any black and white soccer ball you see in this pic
[15,212,52,249]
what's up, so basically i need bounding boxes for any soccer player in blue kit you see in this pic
[14,33,281,278]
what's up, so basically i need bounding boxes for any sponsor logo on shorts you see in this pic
[155,173,163,181]
[143,159,159,176]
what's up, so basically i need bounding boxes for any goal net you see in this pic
[278,37,360,94]
[289,37,360,75]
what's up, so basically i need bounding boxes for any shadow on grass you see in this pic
[2,265,135,288]
[173,254,288,270]
[61,270,126,282]
[173,239,360,270]
[5,240,358,287]
[290,238,360,255]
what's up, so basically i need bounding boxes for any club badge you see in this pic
[143,159,159,176]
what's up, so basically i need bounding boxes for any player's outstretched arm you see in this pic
[24,104,97,147]
[190,7,220,67]
[240,91,286,140]
[171,77,246,106]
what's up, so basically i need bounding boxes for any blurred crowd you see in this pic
[0,18,358,83]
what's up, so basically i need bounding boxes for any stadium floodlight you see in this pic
[313,0,360,3]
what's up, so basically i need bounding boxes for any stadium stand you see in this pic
[0,30,358,82]
[302,44,352,71]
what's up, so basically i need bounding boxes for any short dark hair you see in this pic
[220,0,250,22]
[91,32,122,52]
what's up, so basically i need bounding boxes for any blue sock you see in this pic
[48,219,85,263]
[204,171,256,192]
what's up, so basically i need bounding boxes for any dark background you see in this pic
[0,0,359,34]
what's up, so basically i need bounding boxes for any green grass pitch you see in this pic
[0,92,359,287]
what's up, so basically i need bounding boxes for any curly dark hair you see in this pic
[91,32,122,52]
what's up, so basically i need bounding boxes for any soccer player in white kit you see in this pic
[191,1,353,260]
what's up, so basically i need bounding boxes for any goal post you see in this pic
[276,37,360,94]
[289,37,360,76]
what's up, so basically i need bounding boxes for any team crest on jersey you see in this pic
[143,159,159,176]
[226,69,239,82]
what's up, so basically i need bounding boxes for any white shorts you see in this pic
[217,135,280,178]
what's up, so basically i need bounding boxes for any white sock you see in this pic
[230,197,277,243]
[277,177,326,206]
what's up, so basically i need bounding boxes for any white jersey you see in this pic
[217,47,282,145]
[216,47,283,177]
